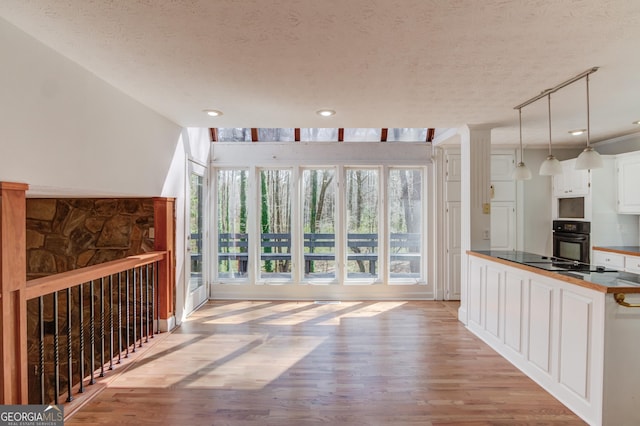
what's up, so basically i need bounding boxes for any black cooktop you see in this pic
[496,253,616,273]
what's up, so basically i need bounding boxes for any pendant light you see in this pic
[539,94,563,176]
[575,74,603,170]
[512,108,532,180]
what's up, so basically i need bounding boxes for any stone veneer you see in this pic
[25,198,156,403]
[26,199,155,280]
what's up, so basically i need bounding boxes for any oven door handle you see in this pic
[554,234,588,242]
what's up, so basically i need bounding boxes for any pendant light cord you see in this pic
[518,108,523,161]
[586,74,591,148]
[547,94,552,155]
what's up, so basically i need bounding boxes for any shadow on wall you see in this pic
[26,198,155,280]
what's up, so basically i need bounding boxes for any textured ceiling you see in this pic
[1,0,639,147]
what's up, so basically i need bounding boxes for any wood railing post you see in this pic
[0,182,29,404]
[153,197,176,331]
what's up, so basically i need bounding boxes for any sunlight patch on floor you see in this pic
[108,333,266,388]
[184,335,327,390]
[106,332,326,391]
[315,301,408,325]
[260,302,362,325]
[202,301,315,324]
[184,301,273,321]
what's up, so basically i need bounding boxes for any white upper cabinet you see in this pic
[553,159,590,197]
[491,154,515,181]
[616,151,640,214]
[446,153,461,182]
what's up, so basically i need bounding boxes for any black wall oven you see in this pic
[553,220,590,263]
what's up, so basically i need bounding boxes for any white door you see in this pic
[185,161,208,314]
[445,201,461,300]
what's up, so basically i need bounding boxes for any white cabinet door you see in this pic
[625,255,640,274]
[559,291,592,400]
[528,280,554,375]
[617,154,640,213]
[491,154,515,181]
[446,153,461,182]
[593,250,625,270]
[491,202,515,251]
[566,164,590,196]
[468,256,484,327]
[504,271,525,354]
[552,172,566,197]
[485,266,503,339]
[554,159,590,196]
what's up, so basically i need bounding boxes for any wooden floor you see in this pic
[67,301,585,425]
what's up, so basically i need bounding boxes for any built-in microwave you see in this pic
[556,196,586,220]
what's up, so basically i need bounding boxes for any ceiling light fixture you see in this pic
[512,108,532,180]
[633,120,640,125]
[539,94,563,176]
[316,109,336,117]
[569,129,586,136]
[513,67,600,177]
[575,74,603,170]
[204,109,223,117]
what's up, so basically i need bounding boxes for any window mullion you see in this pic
[248,166,259,285]
[380,165,389,284]
[292,167,303,284]
[336,165,345,286]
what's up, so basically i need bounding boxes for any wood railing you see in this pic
[26,252,166,405]
[0,182,176,405]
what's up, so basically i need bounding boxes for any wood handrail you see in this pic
[26,251,166,300]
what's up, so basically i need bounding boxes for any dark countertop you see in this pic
[469,250,640,293]
[593,246,640,256]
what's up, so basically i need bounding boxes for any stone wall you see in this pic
[25,198,156,403]
[26,199,155,280]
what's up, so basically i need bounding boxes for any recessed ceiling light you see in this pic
[569,129,586,136]
[316,109,336,117]
[633,120,640,125]
[204,109,223,117]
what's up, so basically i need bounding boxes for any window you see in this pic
[302,169,336,279]
[388,168,422,279]
[386,128,428,142]
[346,168,379,279]
[189,172,204,290]
[259,169,292,280]
[258,128,295,142]
[299,128,338,142]
[343,128,382,142]
[217,169,248,278]
[217,128,253,142]
[210,140,433,296]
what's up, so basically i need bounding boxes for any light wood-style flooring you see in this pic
[67,301,585,425]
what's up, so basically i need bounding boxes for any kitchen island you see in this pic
[466,250,640,426]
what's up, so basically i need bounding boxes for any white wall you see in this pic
[521,148,583,255]
[594,133,640,155]
[0,18,214,328]
[0,17,182,197]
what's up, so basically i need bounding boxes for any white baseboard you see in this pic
[158,315,176,332]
